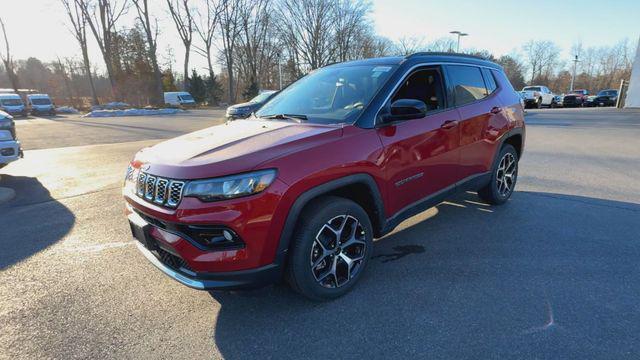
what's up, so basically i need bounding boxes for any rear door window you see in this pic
[447,65,488,106]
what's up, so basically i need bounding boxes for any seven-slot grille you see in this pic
[135,171,185,208]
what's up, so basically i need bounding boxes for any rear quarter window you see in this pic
[447,65,488,106]
[481,68,498,95]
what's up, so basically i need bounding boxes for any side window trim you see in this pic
[373,62,502,127]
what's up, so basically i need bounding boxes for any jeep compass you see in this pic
[124,53,525,301]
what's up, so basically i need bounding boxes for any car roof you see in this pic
[27,94,50,98]
[0,93,21,98]
[329,52,502,70]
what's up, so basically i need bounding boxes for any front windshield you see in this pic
[250,92,275,103]
[31,98,51,105]
[179,94,194,101]
[1,99,23,106]
[523,87,541,92]
[598,90,616,96]
[571,90,586,95]
[256,64,397,124]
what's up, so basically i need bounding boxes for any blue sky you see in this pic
[372,0,640,58]
[1,0,638,72]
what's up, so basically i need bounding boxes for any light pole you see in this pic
[570,55,579,92]
[450,31,468,52]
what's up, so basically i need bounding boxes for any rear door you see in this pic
[445,65,504,180]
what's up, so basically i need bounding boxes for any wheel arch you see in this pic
[275,174,386,265]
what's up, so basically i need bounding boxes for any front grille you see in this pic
[154,247,194,272]
[135,171,185,208]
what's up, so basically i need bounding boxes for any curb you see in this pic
[0,187,15,205]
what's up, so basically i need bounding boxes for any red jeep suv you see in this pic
[124,53,525,301]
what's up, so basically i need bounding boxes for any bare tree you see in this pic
[0,18,20,93]
[277,0,338,70]
[166,0,194,90]
[132,0,164,105]
[236,0,273,92]
[61,0,99,105]
[53,57,76,107]
[218,0,243,103]
[522,40,560,84]
[334,0,370,62]
[79,0,129,101]
[394,36,428,55]
[193,0,224,81]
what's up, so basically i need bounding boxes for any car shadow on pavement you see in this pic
[208,191,640,359]
[0,175,75,270]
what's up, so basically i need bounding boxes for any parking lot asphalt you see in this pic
[1,108,639,359]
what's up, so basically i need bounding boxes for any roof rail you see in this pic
[405,52,488,60]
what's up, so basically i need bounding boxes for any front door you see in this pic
[376,67,461,216]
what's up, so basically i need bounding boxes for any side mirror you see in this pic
[384,99,427,122]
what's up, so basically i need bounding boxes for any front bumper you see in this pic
[129,210,282,289]
[136,242,281,290]
[0,140,21,164]
[31,107,55,114]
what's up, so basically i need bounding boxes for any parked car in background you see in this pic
[562,89,589,107]
[0,93,27,117]
[226,90,278,120]
[553,94,564,107]
[164,92,196,108]
[0,110,22,169]
[589,89,618,107]
[27,94,56,116]
[124,53,525,300]
[520,86,555,108]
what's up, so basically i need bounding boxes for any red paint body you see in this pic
[123,55,525,285]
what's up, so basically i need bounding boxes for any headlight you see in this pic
[184,169,277,202]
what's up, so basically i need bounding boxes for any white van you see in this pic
[0,93,27,117]
[164,92,196,108]
[27,94,55,115]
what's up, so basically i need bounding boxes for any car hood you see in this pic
[136,119,343,179]
[228,102,258,111]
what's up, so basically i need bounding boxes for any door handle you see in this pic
[490,106,503,114]
[440,120,458,129]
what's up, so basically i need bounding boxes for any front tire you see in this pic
[478,144,519,205]
[286,196,373,301]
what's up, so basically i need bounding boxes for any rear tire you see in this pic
[286,196,373,301]
[478,144,519,205]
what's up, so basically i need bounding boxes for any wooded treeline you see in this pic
[0,0,636,108]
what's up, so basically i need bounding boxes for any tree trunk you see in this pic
[150,53,164,106]
[81,44,99,106]
[183,47,190,91]
[2,60,20,93]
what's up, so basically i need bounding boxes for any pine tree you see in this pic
[205,73,223,106]
[188,69,206,103]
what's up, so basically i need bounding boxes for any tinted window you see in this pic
[523,86,542,92]
[482,68,498,95]
[31,98,51,105]
[448,65,488,106]
[392,68,446,112]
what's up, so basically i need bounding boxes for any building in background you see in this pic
[625,37,640,108]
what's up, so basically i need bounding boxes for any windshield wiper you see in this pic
[260,113,308,121]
